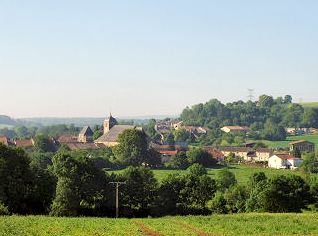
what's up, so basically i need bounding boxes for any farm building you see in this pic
[218,147,273,162]
[221,126,250,134]
[289,140,315,153]
[268,154,303,169]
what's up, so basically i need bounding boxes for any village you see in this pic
[0,113,316,171]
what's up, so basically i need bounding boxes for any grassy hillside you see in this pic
[1,213,317,236]
[109,164,307,184]
[255,134,318,149]
[301,102,318,108]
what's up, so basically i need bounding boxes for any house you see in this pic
[218,147,273,162]
[203,147,225,162]
[172,121,184,130]
[289,140,315,153]
[14,139,35,148]
[95,114,142,147]
[57,134,78,144]
[268,154,303,169]
[78,126,94,143]
[285,128,310,135]
[0,136,10,146]
[221,126,250,134]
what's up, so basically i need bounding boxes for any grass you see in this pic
[108,164,308,184]
[301,102,318,108]
[251,134,318,149]
[1,214,318,236]
[0,124,14,129]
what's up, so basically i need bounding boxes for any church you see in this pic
[94,114,142,147]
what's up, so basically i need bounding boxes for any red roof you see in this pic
[15,139,34,148]
[158,150,178,156]
[58,135,78,144]
[276,154,300,160]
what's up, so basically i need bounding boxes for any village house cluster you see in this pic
[0,116,316,170]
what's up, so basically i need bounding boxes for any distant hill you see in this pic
[301,102,318,108]
[0,115,18,126]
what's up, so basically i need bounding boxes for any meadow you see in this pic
[301,102,318,108]
[1,213,317,236]
[251,134,318,149]
[109,164,308,184]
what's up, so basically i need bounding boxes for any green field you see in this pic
[109,164,308,184]
[0,124,14,129]
[251,134,318,149]
[1,214,317,236]
[301,102,318,108]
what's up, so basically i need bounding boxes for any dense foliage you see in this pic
[180,95,318,142]
[0,144,317,217]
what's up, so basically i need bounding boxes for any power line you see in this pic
[109,181,126,218]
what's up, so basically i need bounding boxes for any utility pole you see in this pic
[247,88,254,101]
[109,181,126,218]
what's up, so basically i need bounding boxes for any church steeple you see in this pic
[103,113,118,134]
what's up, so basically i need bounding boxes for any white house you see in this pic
[268,154,303,169]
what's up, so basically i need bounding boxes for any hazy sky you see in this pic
[0,1,317,118]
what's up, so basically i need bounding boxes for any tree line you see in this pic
[1,143,318,217]
[180,95,318,143]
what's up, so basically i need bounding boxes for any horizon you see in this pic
[1,1,318,117]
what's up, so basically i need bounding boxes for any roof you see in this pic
[158,150,178,156]
[289,140,314,145]
[275,154,301,160]
[95,125,140,143]
[79,126,93,136]
[219,146,251,152]
[204,148,225,158]
[58,134,78,144]
[66,143,99,150]
[0,136,9,145]
[222,126,250,131]
[15,139,34,148]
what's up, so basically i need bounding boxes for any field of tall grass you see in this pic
[1,213,317,236]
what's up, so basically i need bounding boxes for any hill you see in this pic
[0,115,17,126]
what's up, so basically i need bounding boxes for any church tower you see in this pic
[103,113,118,134]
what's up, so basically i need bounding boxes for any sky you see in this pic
[0,0,317,118]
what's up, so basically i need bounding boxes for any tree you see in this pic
[113,129,150,166]
[0,144,34,214]
[284,95,292,104]
[258,95,274,108]
[178,164,217,213]
[247,175,311,213]
[224,185,249,213]
[121,166,158,217]
[301,152,318,173]
[166,152,189,170]
[216,169,237,191]
[208,192,228,214]
[186,148,217,167]
[50,152,80,216]
[34,134,55,152]
[173,128,191,142]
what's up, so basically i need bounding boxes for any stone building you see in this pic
[78,126,94,143]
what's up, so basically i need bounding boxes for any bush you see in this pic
[0,202,9,215]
